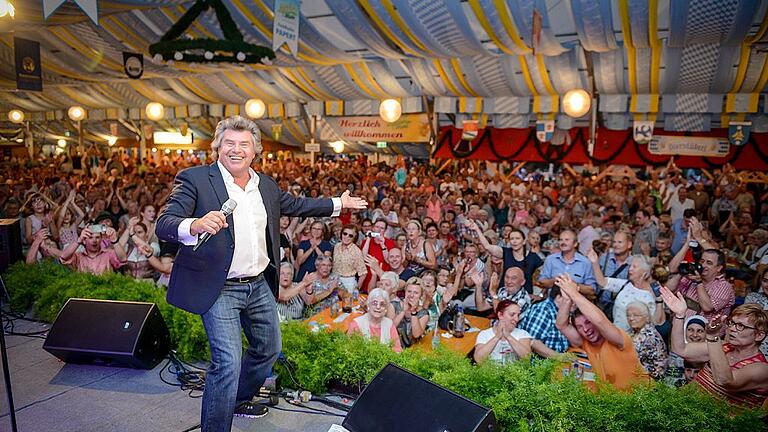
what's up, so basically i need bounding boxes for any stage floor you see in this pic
[0,318,346,432]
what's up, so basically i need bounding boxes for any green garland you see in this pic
[5,262,764,431]
[148,0,275,64]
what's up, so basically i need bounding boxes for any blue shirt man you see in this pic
[538,230,597,297]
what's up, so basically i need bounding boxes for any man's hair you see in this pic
[210,116,262,161]
[636,208,651,219]
[730,304,768,336]
[703,248,726,268]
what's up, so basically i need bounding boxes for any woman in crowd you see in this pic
[347,288,402,353]
[301,256,341,315]
[139,204,157,242]
[404,219,436,274]
[295,221,332,281]
[118,217,159,280]
[474,300,532,364]
[425,222,448,268]
[54,190,85,250]
[588,251,665,333]
[332,224,366,292]
[661,286,768,408]
[23,192,54,245]
[393,278,430,348]
[276,262,306,321]
[625,301,668,379]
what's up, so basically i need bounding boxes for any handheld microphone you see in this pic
[193,198,237,251]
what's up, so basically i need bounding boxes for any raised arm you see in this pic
[466,219,503,258]
[659,285,708,362]
[587,249,607,287]
[556,274,625,348]
[554,294,583,347]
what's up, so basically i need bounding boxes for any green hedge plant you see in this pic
[5,262,764,431]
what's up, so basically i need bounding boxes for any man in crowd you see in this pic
[555,273,648,390]
[538,230,597,298]
[633,209,658,255]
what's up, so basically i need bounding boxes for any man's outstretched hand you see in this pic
[340,190,368,210]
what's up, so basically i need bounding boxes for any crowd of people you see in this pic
[3,148,768,409]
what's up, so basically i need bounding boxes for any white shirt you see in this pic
[603,277,657,333]
[178,162,341,279]
[667,197,695,221]
[475,327,532,364]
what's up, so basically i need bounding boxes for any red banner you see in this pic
[433,126,768,171]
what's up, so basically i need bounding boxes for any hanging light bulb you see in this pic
[8,109,24,123]
[245,99,266,119]
[204,51,214,60]
[145,102,165,121]
[562,89,591,118]
[57,139,67,147]
[67,106,86,122]
[0,1,15,18]
[329,140,345,154]
[107,136,118,146]
[379,99,402,123]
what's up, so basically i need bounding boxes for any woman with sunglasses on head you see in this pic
[347,288,402,353]
[661,286,768,408]
[332,224,367,293]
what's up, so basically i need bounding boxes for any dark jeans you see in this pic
[200,277,281,432]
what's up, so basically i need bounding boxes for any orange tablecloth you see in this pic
[412,315,490,355]
[305,308,490,356]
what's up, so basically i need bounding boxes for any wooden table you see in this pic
[412,315,490,355]
[305,308,490,356]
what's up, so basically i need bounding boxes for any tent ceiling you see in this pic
[1,0,768,151]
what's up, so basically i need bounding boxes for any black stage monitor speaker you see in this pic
[43,298,170,369]
[343,363,498,432]
[0,218,23,273]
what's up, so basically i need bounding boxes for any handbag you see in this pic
[438,303,458,331]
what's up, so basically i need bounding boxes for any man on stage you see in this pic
[156,116,367,432]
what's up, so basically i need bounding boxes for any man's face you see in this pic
[387,249,403,269]
[700,251,722,281]
[84,231,102,253]
[574,315,603,344]
[373,221,386,235]
[612,232,631,255]
[503,268,525,293]
[361,221,372,233]
[655,237,670,252]
[635,212,648,226]
[217,130,256,176]
[678,188,688,201]
[558,232,576,254]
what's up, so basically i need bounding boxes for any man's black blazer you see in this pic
[156,164,333,314]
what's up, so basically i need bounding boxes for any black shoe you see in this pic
[234,401,268,418]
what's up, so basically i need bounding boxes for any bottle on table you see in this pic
[453,306,465,338]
